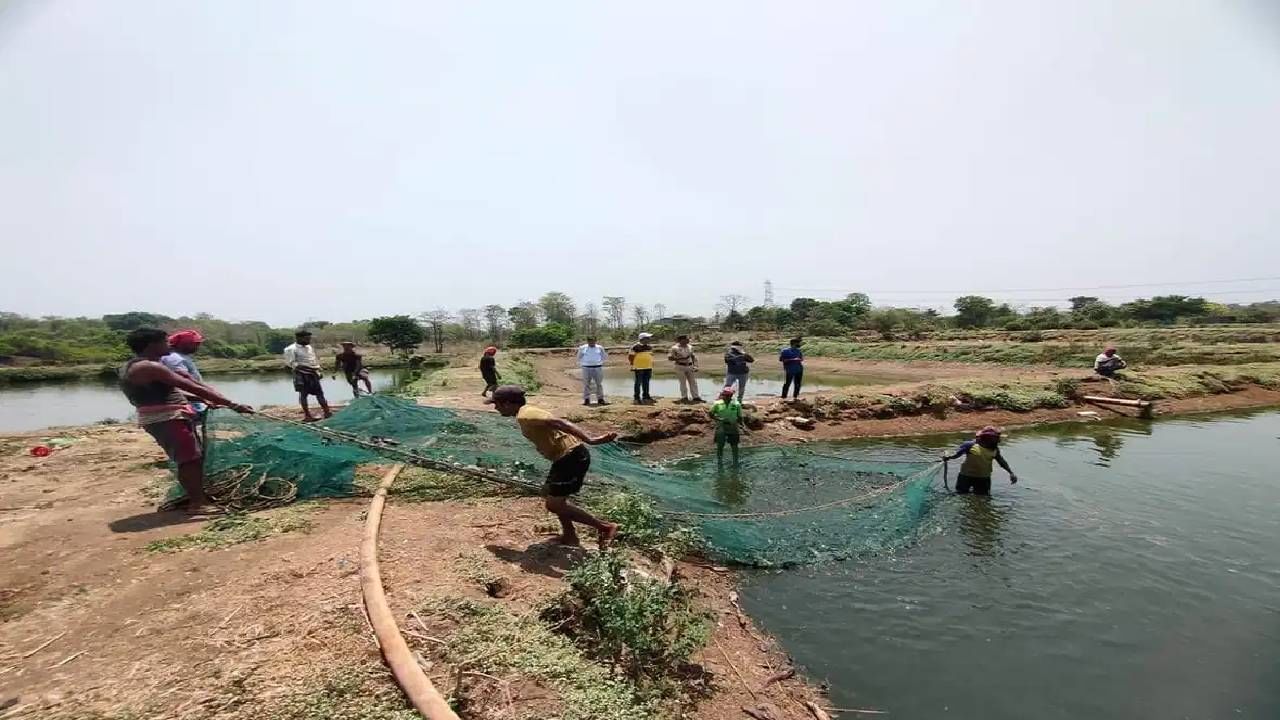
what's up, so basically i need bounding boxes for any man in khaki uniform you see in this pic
[667,334,703,403]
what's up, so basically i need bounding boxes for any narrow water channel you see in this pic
[0,369,411,433]
[738,410,1280,719]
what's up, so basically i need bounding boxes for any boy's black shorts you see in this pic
[546,445,590,497]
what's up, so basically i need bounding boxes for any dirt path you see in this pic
[0,428,821,719]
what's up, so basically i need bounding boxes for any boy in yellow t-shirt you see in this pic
[488,385,619,548]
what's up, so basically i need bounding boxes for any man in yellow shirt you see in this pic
[942,426,1019,495]
[488,385,620,548]
[628,332,656,405]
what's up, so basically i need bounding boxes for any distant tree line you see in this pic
[6,292,1278,363]
[0,311,372,364]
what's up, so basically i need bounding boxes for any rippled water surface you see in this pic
[740,411,1280,720]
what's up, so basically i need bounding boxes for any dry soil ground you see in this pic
[0,426,824,720]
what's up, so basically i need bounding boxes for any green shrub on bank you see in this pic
[556,550,713,690]
[419,596,659,720]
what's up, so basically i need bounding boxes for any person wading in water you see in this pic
[120,327,254,516]
[943,426,1019,495]
[282,330,331,421]
[334,341,373,397]
[487,385,619,548]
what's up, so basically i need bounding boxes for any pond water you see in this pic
[738,410,1280,720]
[0,369,410,433]
[577,366,894,400]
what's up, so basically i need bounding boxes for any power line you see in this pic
[773,275,1280,296]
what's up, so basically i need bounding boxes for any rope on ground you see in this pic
[360,464,461,720]
[158,464,300,512]
[661,463,942,520]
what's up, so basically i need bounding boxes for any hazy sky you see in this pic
[2,1,1278,326]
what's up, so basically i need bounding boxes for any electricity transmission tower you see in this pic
[763,279,775,308]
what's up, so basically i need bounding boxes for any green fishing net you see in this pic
[199,395,942,566]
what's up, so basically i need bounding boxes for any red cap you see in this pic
[976,425,1001,438]
[484,346,498,355]
[720,386,736,397]
[167,329,204,346]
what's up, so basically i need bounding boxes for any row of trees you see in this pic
[0,311,372,364]
[6,292,1279,362]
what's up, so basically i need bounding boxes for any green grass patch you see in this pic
[802,339,1280,368]
[355,467,529,502]
[145,508,314,553]
[502,354,543,393]
[263,664,417,720]
[583,490,701,558]
[1115,363,1280,400]
[814,362,1280,418]
[418,596,661,720]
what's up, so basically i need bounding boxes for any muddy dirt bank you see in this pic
[0,427,825,719]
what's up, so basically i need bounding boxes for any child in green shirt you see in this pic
[709,386,744,464]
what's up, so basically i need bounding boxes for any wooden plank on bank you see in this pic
[1081,395,1151,408]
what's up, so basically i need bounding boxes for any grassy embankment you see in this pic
[152,463,717,720]
[0,353,442,384]
[396,353,542,397]
[801,363,1280,418]
[802,338,1280,368]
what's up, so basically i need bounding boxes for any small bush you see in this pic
[557,550,713,688]
[588,490,701,557]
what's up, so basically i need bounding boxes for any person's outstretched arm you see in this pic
[544,417,617,445]
[942,442,970,461]
[130,362,252,413]
[996,451,1018,483]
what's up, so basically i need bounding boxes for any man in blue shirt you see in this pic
[779,337,804,399]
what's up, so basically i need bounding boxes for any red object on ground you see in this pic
[30,445,52,457]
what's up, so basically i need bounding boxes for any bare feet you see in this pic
[597,523,619,550]
[302,415,319,423]
[550,534,582,547]
[185,503,224,518]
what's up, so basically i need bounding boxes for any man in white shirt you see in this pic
[283,330,332,421]
[576,336,609,406]
[1094,346,1127,378]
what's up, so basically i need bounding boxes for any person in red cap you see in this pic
[487,385,619,548]
[162,329,210,444]
[120,327,253,516]
[942,426,1018,495]
[479,346,501,397]
[334,341,373,397]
